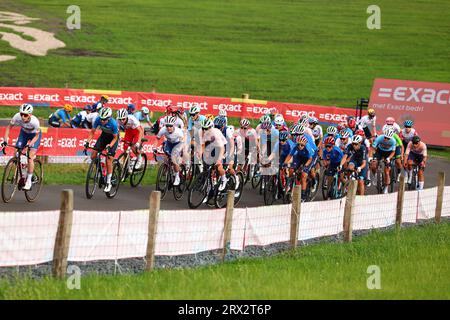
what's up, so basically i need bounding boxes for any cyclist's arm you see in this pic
[27,128,41,147]
[283,154,292,166]
[86,127,97,144]
[304,157,312,168]
[340,154,348,167]
[388,149,395,160]
[108,134,118,150]
[3,123,13,143]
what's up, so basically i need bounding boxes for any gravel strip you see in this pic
[0,217,448,280]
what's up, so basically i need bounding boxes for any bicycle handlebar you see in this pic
[1,144,31,157]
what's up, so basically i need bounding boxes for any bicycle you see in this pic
[84,146,121,199]
[264,168,290,205]
[154,147,187,201]
[214,166,245,208]
[322,168,345,200]
[117,138,148,187]
[407,163,420,191]
[187,163,220,209]
[285,165,320,203]
[373,157,396,194]
[1,145,43,203]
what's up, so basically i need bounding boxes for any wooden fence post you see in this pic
[221,191,235,262]
[396,175,406,227]
[435,172,445,224]
[52,189,74,279]
[242,93,250,100]
[343,180,357,243]
[290,186,301,249]
[146,191,161,271]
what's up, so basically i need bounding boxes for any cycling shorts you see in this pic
[292,157,313,174]
[123,128,141,150]
[325,162,340,176]
[363,127,372,139]
[394,146,402,159]
[374,149,392,164]
[348,161,367,180]
[408,152,424,168]
[94,133,119,156]
[16,129,41,150]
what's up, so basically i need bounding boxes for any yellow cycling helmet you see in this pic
[368,108,376,116]
[205,114,214,121]
[63,104,73,113]
[101,95,109,101]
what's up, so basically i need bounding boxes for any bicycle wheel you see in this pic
[117,153,129,182]
[1,158,19,203]
[214,174,235,209]
[106,160,121,198]
[24,159,43,202]
[130,153,147,187]
[376,168,383,194]
[85,159,99,199]
[321,172,329,200]
[251,164,261,189]
[409,168,418,191]
[185,163,198,191]
[188,172,208,209]
[173,165,187,201]
[234,171,245,205]
[309,171,320,201]
[156,163,170,200]
[389,163,396,193]
[264,175,277,206]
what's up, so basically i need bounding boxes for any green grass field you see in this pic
[1,222,449,299]
[0,0,449,107]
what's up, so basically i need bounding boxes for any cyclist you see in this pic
[256,114,271,132]
[92,95,109,113]
[116,108,145,169]
[403,135,427,190]
[83,107,119,193]
[322,136,344,191]
[134,106,152,126]
[370,127,396,194]
[309,117,323,147]
[156,116,186,186]
[347,117,361,135]
[355,128,372,185]
[357,108,377,142]
[70,104,92,129]
[198,118,228,191]
[298,124,319,186]
[187,106,206,131]
[236,118,259,173]
[283,135,315,200]
[85,107,99,129]
[273,114,289,132]
[214,116,237,173]
[340,135,368,195]
[399,120,418,151]
[384,117,401,134]
[48,104,73,128]
[1,103,41,191]
[153,105,184,133]
[336,130,352,152]
[127,103,136,115]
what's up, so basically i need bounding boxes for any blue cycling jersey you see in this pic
[373,135,396,152]
[336,128,354,140]
[280,139,296,163]
[134,111,150,123]
[289,143,314,164]
[304,134,317,152]
[93,116,119,135]
[323,146,344,165]
[54,109,70,123]
[188,115,206,131]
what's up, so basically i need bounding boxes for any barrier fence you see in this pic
[0,174,448,277]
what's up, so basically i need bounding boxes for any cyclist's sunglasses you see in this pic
[298,144,306,147]
[100,117,110,121]
[280,139,288,142]
[412,141,419,145]
[165,124,174,128]
[325,145,333,149]
[352,142,360,146]
[20,113,30,118]
[405,125,412,128]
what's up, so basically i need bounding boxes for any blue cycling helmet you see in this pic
[83,104,92,111]
[214,116,227,128]
[404,120,413,127]
[279,131,289,141]
[127,104,136,113]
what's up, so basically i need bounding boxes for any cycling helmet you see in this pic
[352,135,363,144]
[368,108,376,116]
[324,136,336,146]
[116,108,128,120]
[189,105,200,115]
[289,124,299,135]
[261,122,272,130]
[240,118,250,128]
[347,118,356,129]
[297,125,306,135]
[274,114,284,125]
[214,116,227,128]
[99,107,112,119]
[404,120,413,128]
[260,115,271,124]
[337,122,347,131]
[308,117,319,125]
[383,127,395,138]
[141,107,149,114]
[385,117,395,125]
[205,114,214,121]
[127,104,136,113]
[201,118,213,129]
[279,131,289,141]
[101,95,109,101]
[355,129,365,137]
[83,104,92,111]
[340,130,350,139]
[298,115,309,126]
[296,135,308,145]
[218,109,227,117]
[326,126,338,135]
[63,104,73,113]
[412,135,421,144]
[19,103,33,114]
[167,105,177,113]
[165,116,176,126]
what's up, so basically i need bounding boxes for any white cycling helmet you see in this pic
[298,115,308,126]
[201,118,213,129]
[240,118,250,128]
[116,108,128,120]
[352,135,363,144]
[383,127,395,138]
[327,126,338,135]
[218,109,227,117]
[99,107,112,119]
[165,116,176,126]
[274,114,284,125]
[297,124,306,135]
[20,103,33,114]
[141,107,149,114]
[189,106,201,115]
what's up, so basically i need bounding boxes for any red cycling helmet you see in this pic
[166,104,178,113]
[348,118,356,129]
[324,136,336,146]
[296,135,308,145]
[337,122,347,132]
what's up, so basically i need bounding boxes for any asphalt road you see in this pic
[1,157,449,212]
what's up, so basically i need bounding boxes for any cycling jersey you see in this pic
[49,109,71,127]
[280,139,296,164]
[201,127,227,147]
[91,100,105,112]
[323,146,344,165]
[357,115,376,129]
[93,116,119,135]
[345,144,368,166]
[187,115,206,131]
[304,134,317,152]
[335,137,352,152]
[85,112,98,128]
[289,143,315,172]
[120,114,141,130]
[405,141,427,157]
[259,127,280,157]
[10,113,40,134]
[71,110,88,128]
[157,126,184,144]
[373,135,396,152]
[400,128,417,144]
[134,111,151,124]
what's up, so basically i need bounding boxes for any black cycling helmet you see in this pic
[412,135,421,144]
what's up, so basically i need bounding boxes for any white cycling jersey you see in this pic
[201,127,227,147]
[311,125,323,141]
[357,115,376,128]
[10,113,40,134]
[400,128,417,143]
[86,112,98,126]
[121,114,141,130]
[157,126,184,144]
[335,136,352,152]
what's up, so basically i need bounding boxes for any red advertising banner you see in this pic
[369,78,450,147]
[0,87,355,126]
[0,127,161,158]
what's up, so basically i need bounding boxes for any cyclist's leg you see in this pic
[416,154,425,190]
